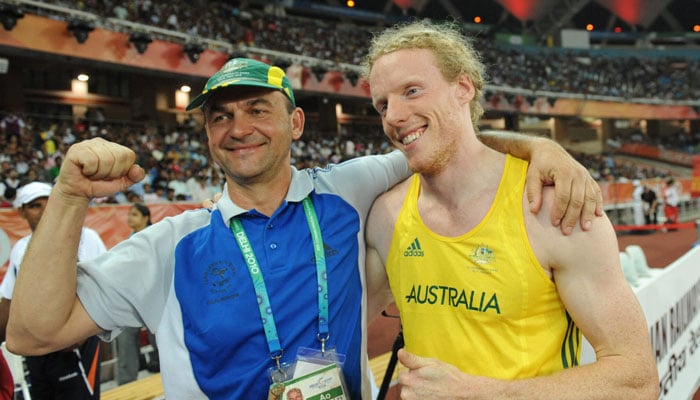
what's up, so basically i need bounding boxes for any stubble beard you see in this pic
[407,135,457,177]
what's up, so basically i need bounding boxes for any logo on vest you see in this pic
[404,238,424,257]
[469,243,494,265]
[204,261,240,305]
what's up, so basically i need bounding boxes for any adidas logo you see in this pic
[323,243,338,257]
[404,238,424,257]
[309,243,338,263]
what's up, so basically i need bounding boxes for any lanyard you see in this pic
[230,197,329,371]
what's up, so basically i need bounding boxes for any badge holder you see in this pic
[269,346,349,400]
[267,352,295,400]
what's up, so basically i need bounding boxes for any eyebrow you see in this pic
[207,94,275,114]
[244,97,274,108]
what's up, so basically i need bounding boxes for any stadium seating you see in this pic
[619,251,639,287]
[625,244,656,278]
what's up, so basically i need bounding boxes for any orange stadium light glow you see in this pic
[496,0,539,22]
[597,0,644,26]
[393,0,413,9]
[694,24,700,32]
[586,24,594,31]
[474,16,482,24]
[346,0,355,8]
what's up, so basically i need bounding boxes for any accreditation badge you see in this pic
[268,347,349,400]
[274,363,347,400]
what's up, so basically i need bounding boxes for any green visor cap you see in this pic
[186,58,296,111]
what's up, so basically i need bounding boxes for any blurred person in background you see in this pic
[632,180,645,226]
[0,182,106,399]
[641,185,658,225]
[0,187,15,208]
[115,203,160,384]
[188,173,212,204]
[0,110,25,143]
[663,177,680,227]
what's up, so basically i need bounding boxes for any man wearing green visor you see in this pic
[186,57,297,110]
[7,57,601,399]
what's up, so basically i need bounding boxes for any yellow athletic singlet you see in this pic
[386,155,580,379]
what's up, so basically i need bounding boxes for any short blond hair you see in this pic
[362,20,486,126]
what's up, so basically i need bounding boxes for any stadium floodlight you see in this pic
[184,42,205,64]
[0,4,24,31]
[275,58,292,70]
[130,32,153,54]
[67,18,95,44]
[311,65,327,82]
[346,71,359,87]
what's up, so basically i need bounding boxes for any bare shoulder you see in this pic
[523,185,558,231]
[370,176,412,225]
[367,177,412,254]
[374,176,412,211]
[524,184,617,272]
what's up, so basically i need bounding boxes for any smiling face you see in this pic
[369,48,475,176]
[203,87,304,187]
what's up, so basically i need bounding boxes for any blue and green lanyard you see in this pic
[230,197,329,374]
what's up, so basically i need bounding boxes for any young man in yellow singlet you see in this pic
[365,21,659,399]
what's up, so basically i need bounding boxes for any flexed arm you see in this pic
[7,138,145,355]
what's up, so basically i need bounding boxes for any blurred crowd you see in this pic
[571,151,675,182]
[1,0,696,207]
[0,107,685,209]
[610,127,700,155]
[26,0,700,102]
[0,110,394,208]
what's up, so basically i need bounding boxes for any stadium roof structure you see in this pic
[296,0,699,45]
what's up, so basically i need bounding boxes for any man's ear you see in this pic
[455,74,476,104]
[291,108,305,141]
